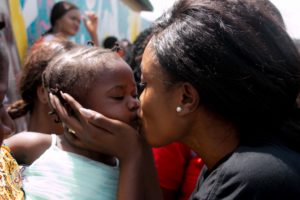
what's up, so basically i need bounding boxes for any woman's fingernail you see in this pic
[79,108,100,118]
[60,91,66,99]
[49,93,56,108]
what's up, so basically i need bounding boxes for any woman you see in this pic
[32,1,98,48]
[50,0,300,199]
[130,26,204,200]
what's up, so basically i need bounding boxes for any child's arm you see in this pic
[4,132,52,165]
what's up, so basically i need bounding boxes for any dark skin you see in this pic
[0,47,15,144]
[5,58,140,167]
[49,43,239,200]
[50,92,162,200]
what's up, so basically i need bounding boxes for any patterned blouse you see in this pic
[0,145,24,200]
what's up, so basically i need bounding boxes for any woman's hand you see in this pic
[49,92,144,162]
[50,92,163,200]
[83,12,99,46]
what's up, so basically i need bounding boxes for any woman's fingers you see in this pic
[79,108,134,135]
[64,131,87,149]
[50,93,82,132]
[85,11,98,21]
[51,92,141,158]
[60,92,83,114]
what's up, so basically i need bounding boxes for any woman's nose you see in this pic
[128,97,140,111]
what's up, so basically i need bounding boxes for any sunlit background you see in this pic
[141,0,300,39]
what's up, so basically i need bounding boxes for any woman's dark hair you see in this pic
[43,1,78,36]
[42,46,122,118]
[129,27,154,82]
[151,0,300,151]
[7,40,76,119]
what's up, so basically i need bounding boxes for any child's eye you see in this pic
[137,82,147,96]
[112,96,124,100]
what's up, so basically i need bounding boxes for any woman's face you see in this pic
[139,43,183,147]
[84,58,139,128]
[55,9,81,37]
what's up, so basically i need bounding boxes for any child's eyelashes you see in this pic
[112,96,124,100]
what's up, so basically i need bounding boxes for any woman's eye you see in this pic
[137,82,147,96]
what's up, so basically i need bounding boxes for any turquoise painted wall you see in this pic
[20,0,151,46]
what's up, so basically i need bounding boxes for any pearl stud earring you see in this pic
[176,106,182,112]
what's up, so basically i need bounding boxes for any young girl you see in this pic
[5,40,75,167]
[5,45,139,199]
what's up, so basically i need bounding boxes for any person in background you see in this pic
[118,38,133,64]
[50,0,300,199]
[102,36,118,49]
[0,36,23,199]
[32,1,99,49]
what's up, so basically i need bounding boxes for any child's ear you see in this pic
[37,85,48,104]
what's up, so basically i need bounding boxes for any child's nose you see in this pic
[128,97,140,111]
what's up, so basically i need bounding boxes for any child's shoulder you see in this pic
[5,131,52,146]
[4,132,53,165]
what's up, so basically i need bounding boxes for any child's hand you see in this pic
[83,11,98,35]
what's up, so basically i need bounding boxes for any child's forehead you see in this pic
[100,57,131,71]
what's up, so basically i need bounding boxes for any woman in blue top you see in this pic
[50,0,300,199]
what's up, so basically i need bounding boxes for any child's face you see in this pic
[84,59,139,128]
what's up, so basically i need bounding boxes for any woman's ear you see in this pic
[177,82,199,115]
[37,85,49,104]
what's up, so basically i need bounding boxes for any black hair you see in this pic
[43,1,78,36]
[7,40,76,119]
[102,36,118,49]
[129,27,154,82]
[42,46,122,119]
[151,0,300,151]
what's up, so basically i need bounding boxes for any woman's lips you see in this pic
[129,116,142,130]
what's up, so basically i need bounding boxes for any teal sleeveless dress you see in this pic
[22,134,119,200]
